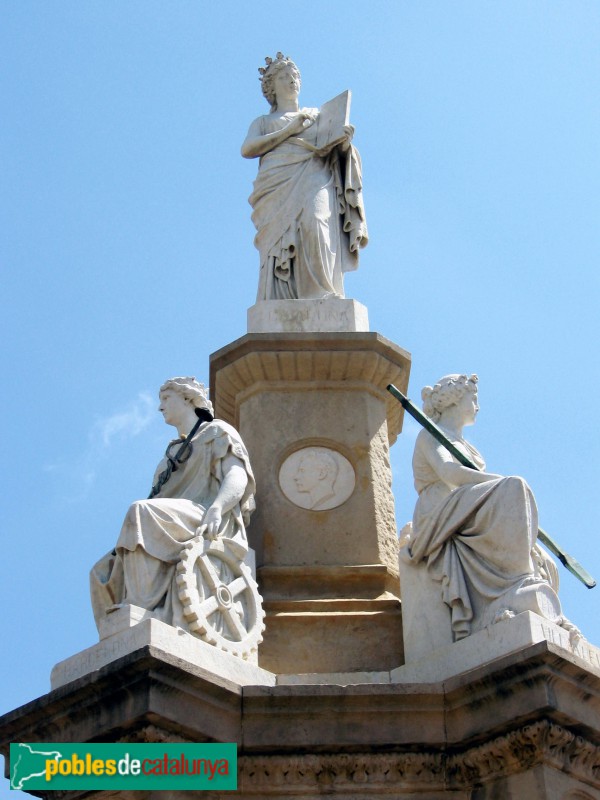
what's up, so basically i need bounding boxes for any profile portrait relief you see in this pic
[279,446,355,511]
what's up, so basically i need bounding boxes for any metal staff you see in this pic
[387,383,596,589]
[148,407,214,499]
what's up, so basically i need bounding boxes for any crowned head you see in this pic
[259,52,301,110]
[421,374,478,422]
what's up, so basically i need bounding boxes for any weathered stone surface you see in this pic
[392,611,600,685]
[209,332,410,444]
[51,618,276,690]
[247,298,369,333]
[209,332,410,674]
[2,641,600,798]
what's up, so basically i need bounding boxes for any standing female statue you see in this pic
[90,377,262,652]
[402,374,574,645]
[242,53,368,301]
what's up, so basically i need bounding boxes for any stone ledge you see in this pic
[209,331,411,442]
[51,617,276,691]
[263,598,401,614]
[2,642,600,797]
[392,611,600,684]
[258,564,400,600]
[247,298,369,334]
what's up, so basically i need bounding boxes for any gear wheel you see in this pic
[176,538,265,659]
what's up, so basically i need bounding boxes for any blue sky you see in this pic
[2,2,599,790]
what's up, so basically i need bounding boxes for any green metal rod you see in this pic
[387,383,596,589]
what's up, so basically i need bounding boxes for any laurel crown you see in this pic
[258,52,288,81]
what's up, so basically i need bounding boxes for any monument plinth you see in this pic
[210,331,410,674]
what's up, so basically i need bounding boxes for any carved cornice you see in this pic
[236,722,600,793]
[27,722,600,799]
[447,720,600,787]
[209,332,411,439]
[239,751,445,792]
[117,724,190,744]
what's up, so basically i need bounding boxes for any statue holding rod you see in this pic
[242,52,368,301]
[389,375,582,646]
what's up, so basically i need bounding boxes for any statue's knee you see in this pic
[502,475,529,493]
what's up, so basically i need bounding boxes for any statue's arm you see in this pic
[197,454,248,539]
[418,431,502,489]
[241,112,317,159]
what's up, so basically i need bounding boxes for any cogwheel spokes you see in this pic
[176,538,265,659]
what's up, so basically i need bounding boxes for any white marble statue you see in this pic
[400,374,577,652]
[242,52,368,301]
[90,377,264,658]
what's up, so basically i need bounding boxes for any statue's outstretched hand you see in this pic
[196,505,222,540]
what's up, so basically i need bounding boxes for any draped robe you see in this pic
[404,429,538,640]
[90,420,255,630]
[247,108,368,300]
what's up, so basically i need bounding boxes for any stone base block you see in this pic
[257,564,403,674]
[259,599,403,674]
[97,603,154,640]
[391,610,600,684]
[399,544,568,665]
[274,611,600,687]
[3,631,600,798]
[247,298,369,333]
[210,333,410,675]
[50,617,276,691]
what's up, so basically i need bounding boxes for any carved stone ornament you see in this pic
[236,722,600,794]
[177,538,265,659]
[279,446,355,511]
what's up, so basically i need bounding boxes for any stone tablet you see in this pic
[314,90,351,151]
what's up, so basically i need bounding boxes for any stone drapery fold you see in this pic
[90,420,255,630]
[249,109,367,301]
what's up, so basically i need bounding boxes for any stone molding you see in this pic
[233,722,599,794]
[238,751,445,793]
[118,723,190,744]
[3,635,600,798]
[446,720,600,787]
[209,332,411,442]
[119,721,600,794]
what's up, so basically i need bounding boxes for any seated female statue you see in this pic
[241,52,368,301]
[402,374,573,644]
[90,377,255,632]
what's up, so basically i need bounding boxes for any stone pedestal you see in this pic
[210,332,411,674]
[3,625,600,798]
[247,298,369,333]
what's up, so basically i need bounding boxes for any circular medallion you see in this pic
[279,446,355,511]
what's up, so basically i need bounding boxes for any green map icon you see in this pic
[11,743,63,790]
